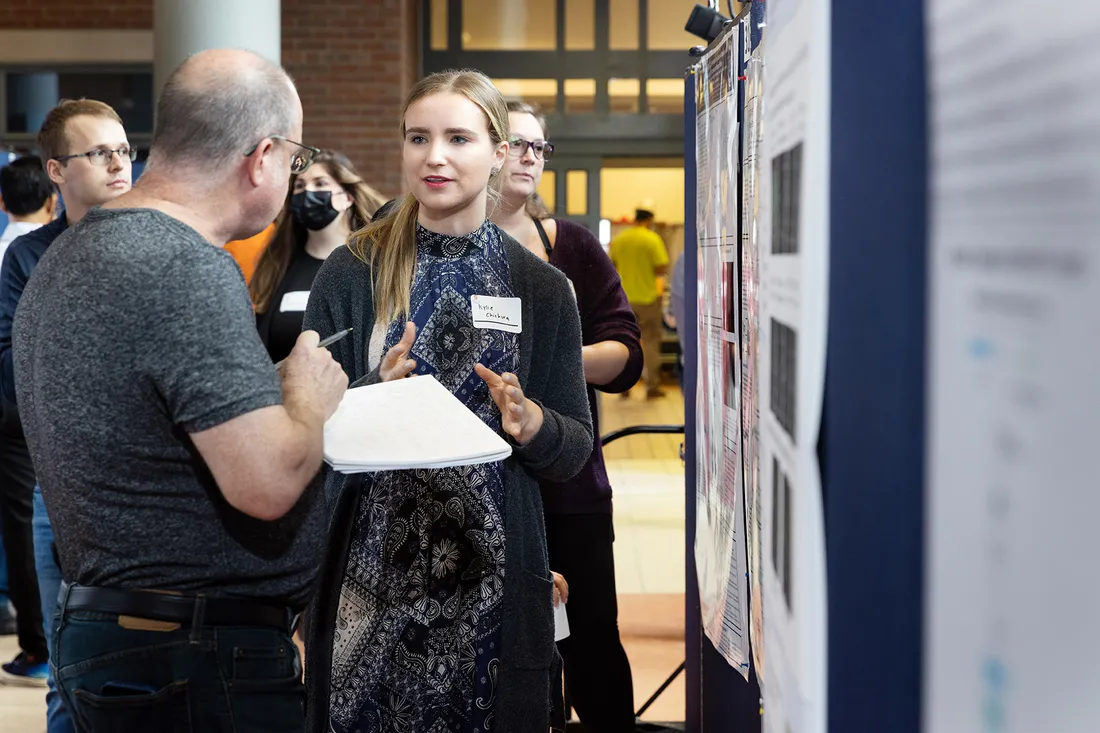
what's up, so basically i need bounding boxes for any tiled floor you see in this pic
[0,634,46,732]
[0,386,688,731]
[602,385,688,724]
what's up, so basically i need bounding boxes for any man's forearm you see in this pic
[279,384,326,479]
[192,398,327,522]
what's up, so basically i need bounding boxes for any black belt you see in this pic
[63,585,295,633]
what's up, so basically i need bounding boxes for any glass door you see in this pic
[547,154,602,232]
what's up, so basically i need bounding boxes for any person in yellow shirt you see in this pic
[609,208,669,398]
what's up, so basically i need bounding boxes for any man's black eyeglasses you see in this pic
[244,135,321,174]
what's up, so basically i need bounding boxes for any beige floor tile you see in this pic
[0,635,46,732]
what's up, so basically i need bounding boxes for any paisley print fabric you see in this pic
[329,221,518,733]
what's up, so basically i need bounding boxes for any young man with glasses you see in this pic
[0,100,132,733]
[13,50,345,732]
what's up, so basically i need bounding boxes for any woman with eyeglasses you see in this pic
[250,150,387,363]
[491,100,643,733]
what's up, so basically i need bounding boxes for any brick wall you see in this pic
[0,0,152,29]
[283,0,417,196]
[0,0,417,196]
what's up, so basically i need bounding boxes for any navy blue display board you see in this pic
[683,67,701,733]
[823,1,926,732]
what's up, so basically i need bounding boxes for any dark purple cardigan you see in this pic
[541,219,643,514]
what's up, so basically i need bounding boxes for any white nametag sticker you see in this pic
[471,295,522,333]
[279,290,310,313]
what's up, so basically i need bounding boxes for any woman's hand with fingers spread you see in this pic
[380,322,418,382]
[474,364,544,445]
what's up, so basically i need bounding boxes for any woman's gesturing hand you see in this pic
[474,364,544,445]
[380,322,418,382]
[552,571,569,607]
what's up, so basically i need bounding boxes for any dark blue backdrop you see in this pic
[824,0,926,731]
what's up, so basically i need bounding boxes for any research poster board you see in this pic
[756,0,830,728]
[693,26,751,678]
[924,3,1100,732]
[740,16,766,683]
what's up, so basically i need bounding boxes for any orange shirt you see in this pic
[225,223,276,285]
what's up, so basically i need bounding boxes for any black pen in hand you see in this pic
[274,327,353,371]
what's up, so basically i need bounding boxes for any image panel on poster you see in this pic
[756,0,830,730]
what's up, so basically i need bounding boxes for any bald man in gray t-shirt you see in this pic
[15,207,325,603]
[12,49,346,732]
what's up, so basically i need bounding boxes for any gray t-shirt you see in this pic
[13,208,325,608]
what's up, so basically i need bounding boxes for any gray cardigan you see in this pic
[301,232,594,733]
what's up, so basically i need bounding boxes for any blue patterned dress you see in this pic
[329,221,518,733]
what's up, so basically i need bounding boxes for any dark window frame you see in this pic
[0,63,155,151]
[421,0,689,156]
[420,0,692,229]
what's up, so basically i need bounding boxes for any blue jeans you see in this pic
[34,485,72,733]
[52,587,305,733]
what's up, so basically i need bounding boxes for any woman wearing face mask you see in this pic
[491,100,643,733]
[303,70,593,733]
[250,150,386,362]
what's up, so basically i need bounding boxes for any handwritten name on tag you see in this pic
[471,295,522,333]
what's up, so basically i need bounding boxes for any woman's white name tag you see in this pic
[279,290,310,312]
[471,295,522,333]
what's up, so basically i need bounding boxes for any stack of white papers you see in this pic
[323,375,513,473]
[554,601,570,641]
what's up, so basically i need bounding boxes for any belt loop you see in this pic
[53,581,73,668]
[190,595,207,644]
[289,610,300,636]
[57,581,72,618]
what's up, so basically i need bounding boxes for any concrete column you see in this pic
[154,0,281,99]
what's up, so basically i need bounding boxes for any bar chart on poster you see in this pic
[924,3,1100,733]
[756,0,829,730]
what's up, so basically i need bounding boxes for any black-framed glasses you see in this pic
[243,135,320,174]
[509,136,554,161]
[54,145,137,167]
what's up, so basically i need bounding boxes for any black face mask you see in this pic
[289,190,341,231]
